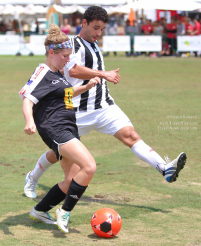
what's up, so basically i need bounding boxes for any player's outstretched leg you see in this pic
[115,127,187,182]
[164,152,187,182]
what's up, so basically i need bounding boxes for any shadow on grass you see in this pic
[37,183,51,191]
[0,212,80,237]
[88,233,119,240]
[80,196,171,214]
[26,193,170,215]
[23,183,171,214]
[21,183,51,202]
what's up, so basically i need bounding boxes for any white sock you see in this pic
[30,152,52,181]
[131,140,166,175]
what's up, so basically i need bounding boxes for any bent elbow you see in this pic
[69,69,74,77]
[69,66,77,78]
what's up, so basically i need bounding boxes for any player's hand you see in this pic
[24,121,36,135]
[103,68,120,84]
[87,77,101,89]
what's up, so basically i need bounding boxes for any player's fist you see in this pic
[24,122,36,135]
[88,77,101,88]
[103,68,120,84]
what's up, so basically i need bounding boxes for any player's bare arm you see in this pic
[22,98,36,135]
[69,64,120,84]
[73,77,101,97]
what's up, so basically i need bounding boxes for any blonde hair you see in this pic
[44,24,69,55]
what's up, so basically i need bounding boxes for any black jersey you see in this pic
[19,63,79,157]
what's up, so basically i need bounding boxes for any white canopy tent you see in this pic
[0,3,130,17]
[61,0,127,5]
[0,4,48,15]
[0,0,127,6]
[53,4,85,14]
[53,4,130,15]
[127,0,201,11]
[0,4,48,22]
[0,0,51,5]
[105,5,130,15]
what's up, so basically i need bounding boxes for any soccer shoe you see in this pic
[24,171,38,198]
[56,208,71,233]
[30,207,56,224]
[164,152,187,182]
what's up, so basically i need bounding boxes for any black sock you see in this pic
[62,179,87,212]
[35,184,66,212]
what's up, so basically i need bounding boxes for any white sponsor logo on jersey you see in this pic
[52,78,69,85]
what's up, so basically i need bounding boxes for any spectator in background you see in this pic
[22,20,29,36]
[60,18,71,35]
[153,21,157,33]
[124,19,139,56]
[138,17,145,34]
[176,18,185,57]
[160,17,167,33]
[12,19,20,33]
[75,18,82,35]
[176,18,185,36]
[141,19,153,56]
[150,20,163,58]
[6,20,13,31]
[0,20,7,33]
[141,19,153,35]
[159,18,167,47]
[183,16,188,25]
[153,20,163,35]
[199,18,201,30]
[103,17,118,57]
[191,18,200,36]
[191,18,200,57]
[35,19,39,34]
[124,19,131,56]
[185,18,193,35]
[166,17,177,55]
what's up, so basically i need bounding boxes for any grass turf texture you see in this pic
[0,55,200,246]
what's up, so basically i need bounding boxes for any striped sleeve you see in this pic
[65,37,82,72]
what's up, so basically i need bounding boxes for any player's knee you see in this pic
[130,130,140,142]
[46,150,58,164]
[85,161,96,177]
[123,128,140,147]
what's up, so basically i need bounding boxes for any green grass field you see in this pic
[0,55,200,246]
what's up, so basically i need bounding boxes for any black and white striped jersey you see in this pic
[64,36,114,112]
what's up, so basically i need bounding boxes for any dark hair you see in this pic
[83,6,109,24]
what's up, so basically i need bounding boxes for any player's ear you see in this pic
[49,49,54,58]
[82,19,87,27]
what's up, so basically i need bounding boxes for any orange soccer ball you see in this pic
[90,208,122,238]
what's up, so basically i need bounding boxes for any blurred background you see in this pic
[1,0,201,57]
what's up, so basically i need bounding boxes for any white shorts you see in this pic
[76,104,133,136]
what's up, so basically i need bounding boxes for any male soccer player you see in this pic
[24,6,186,199]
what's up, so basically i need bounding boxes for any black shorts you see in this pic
[38,128,80,160]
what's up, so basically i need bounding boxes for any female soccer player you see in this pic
[20,24,100,233]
